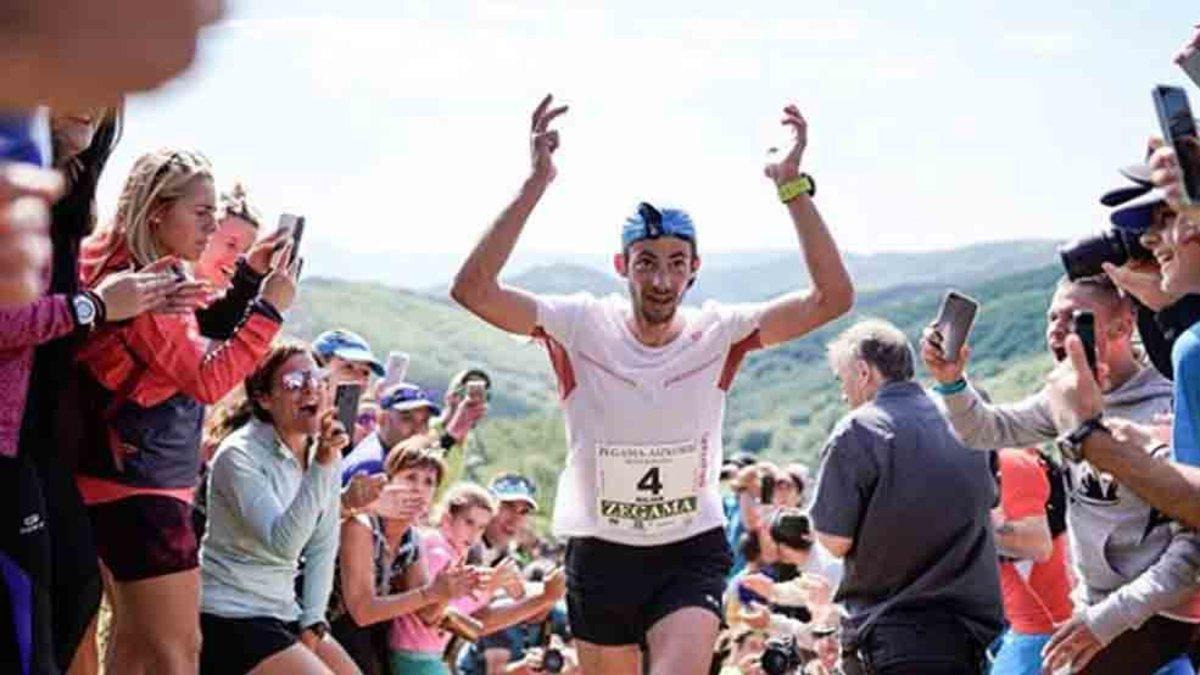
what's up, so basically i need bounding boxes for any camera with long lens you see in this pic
[760,633,802,675]
[1058,228,1153,280]
[541,647,565,673]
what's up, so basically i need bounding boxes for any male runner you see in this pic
[451,94,853,675]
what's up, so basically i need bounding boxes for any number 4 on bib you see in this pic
[637,467,664,495]
[596,441,703,534]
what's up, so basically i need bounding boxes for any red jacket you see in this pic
[75,232,281,490]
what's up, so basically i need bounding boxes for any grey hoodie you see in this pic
[941,366,1200,645]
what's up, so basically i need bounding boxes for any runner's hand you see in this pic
[530,94,568,185]
[764,104,807,184]
[920,326,970,385]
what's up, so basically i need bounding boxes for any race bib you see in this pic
[596,440,703,533]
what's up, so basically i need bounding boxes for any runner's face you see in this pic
[619,237,697,326]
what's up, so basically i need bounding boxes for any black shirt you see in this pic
[810,381,1003,646]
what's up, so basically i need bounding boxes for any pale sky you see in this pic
[97,0,1199,272]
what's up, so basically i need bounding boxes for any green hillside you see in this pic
[290,261,1063,526]
[287,279,555,417]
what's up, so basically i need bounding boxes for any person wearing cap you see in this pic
[1042,137,1200,527]
[313,328,386,391]
[431,368,492,498]
[1099,159,1200,381]
[341,383,442,485]
[450,95,852,675]
[472,472,539,570]
[920,270,1200,669]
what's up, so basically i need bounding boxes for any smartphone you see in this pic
[384,351,410,387]
[277,213,306,264]
[1153,85,1200,204]
[760,473,775,505]
[334,383,363,442]
[932,290,980,361]
[1072,310,1098,376]
[1181,50,1200,89]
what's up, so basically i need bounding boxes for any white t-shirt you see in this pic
[535,293,764,546]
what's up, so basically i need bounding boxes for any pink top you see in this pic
[389,527,491,654]
[0,292,75,457]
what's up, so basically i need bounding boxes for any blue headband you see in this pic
[621,202,697,250]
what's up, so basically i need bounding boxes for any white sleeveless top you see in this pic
[533,293,763,546]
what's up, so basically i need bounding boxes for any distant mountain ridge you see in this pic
[458,239,1063,303]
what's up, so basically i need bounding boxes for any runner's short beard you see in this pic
[636,294,679,326]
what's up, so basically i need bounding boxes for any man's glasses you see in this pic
[280,368,328,392]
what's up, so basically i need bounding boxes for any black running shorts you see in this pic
[200,613,300,674]
[565,527,732,646]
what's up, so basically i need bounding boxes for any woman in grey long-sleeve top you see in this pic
[198,342,361,675]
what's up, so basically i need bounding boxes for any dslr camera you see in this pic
[760,633,803,675]
[1058,228,1153,280]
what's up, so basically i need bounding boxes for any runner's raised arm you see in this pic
[451,94,568,335]
[755,105,853,347]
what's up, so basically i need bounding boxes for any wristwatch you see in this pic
[440,432,457,450]
[70,293,100,330]
[1056,415,1107,463]
[778,173,816,202]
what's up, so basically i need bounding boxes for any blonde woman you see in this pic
[74,148,299,674]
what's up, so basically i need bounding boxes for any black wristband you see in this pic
[252,298,284,323]
[234,257,267,286]
[440,432,457,450]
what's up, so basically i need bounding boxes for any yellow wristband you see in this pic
[778,174,815,203]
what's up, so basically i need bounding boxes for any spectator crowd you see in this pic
[4,3,1200,675]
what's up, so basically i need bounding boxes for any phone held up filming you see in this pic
[932,291,979,361]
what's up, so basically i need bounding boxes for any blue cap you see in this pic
[379,383,442,416]
[312,329,385,376]
[621,202,697,251]
[1102,162,1168,234]
[488,472,538,510]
